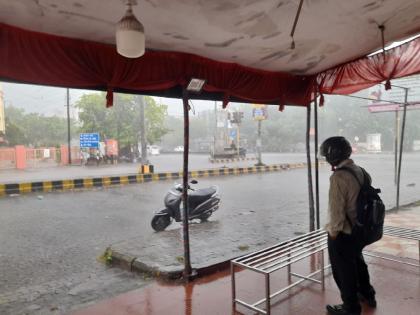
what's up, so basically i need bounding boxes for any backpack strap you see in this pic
[337,166,364,187]
[334,166,365,228]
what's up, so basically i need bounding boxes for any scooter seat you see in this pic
[188,188,216,209]
[190,188,216,198]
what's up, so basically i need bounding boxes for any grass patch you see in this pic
[97,248,113,265]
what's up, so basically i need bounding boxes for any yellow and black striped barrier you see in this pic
[209,157,257,163]
[0,163,311,197]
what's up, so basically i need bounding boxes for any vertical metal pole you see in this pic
[257,120,262,165]
[394,110,399,185]
[231,263,236,311]
[320,249,325,290]
[287,251,291,283]
[265,273,271,315]
[418,240,420,272]
[66,88,71,165]
[236,122,240,158]
[396,88,408,210]
[418,240,419,272]
[306,104,315,231]
[182,89,192,279]
[139,96,147,164]
[214,101,217,156]
[314,92,320,230]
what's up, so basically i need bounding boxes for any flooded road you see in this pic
[0,152,419,314]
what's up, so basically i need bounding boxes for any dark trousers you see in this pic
[328,232,375,310]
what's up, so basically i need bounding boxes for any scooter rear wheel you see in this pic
[151,215,171,232]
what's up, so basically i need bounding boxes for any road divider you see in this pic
[209,157,257,163]
[0,162,314,197]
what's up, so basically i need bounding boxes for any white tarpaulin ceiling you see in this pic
[1,0,420,75]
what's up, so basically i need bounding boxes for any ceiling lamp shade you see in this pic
[116,2,145,58]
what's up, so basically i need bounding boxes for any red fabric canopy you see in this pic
[317,37,420,95]
[0,23,314,107]
[1,23,420,108]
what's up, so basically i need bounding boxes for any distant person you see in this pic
[320,136,376,315]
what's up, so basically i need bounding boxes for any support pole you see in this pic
[214,101,217,155]
[66,88,71,165]
[394,110,399,185]
[314,95,320,230]
[396,88,409,210]
[306,104,315,231]
[182,89,192,279]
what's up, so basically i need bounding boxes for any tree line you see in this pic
[2,93,169,151]
[3,91,420,153]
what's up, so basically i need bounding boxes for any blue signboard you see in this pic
[80,133,100,148]
[229,129,237,139]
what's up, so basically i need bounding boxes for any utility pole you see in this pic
[253,104,266,166]
[139,96,147,164]
[236,122,240,157]
[256,120,262,165]
[66,88,71,165]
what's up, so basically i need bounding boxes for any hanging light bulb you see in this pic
[116,0,145,58]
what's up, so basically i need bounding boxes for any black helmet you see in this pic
[320,136,352,166]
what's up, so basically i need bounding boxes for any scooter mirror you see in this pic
[190,179,198,184]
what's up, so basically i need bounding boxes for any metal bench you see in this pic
[364,225,420,268]
[231,229,329,315]
[231,225,419,314]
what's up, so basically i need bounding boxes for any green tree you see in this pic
[4,118,27,146]
[76,93,169,150]
[4,105,76,147]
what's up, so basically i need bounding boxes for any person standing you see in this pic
[320,136,376,315]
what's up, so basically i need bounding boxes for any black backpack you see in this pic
[338,166,385,245]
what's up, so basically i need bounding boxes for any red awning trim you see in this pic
[317,37,420,95]
[2,22,420,107]
[0,23,314,107]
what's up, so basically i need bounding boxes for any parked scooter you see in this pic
[151,180,220,232]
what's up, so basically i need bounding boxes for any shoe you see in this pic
[357,292,377,308]
[326,304,361,315]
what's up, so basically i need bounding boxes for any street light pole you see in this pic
[139,96,147,164]
[66,88,71,165]
[257,119,262,165]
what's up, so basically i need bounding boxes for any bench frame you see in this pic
[231,225,420,315]
[231,229,329,315]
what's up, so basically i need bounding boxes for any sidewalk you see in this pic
[71,207,419,315]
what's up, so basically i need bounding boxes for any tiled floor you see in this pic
[72,209,419,315]
[367,208,420,260]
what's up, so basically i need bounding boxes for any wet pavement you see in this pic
[72,208,420,315]
[1,153,420,314]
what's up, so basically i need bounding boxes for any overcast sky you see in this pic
[1,82,218,117]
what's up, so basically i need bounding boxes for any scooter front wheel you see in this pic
[151,214,171,232]
[199,211,212,222]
